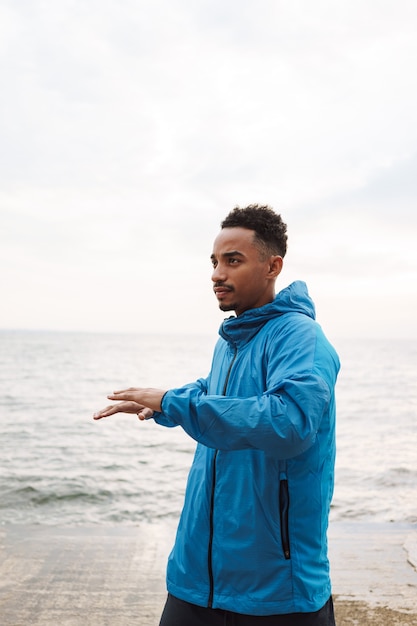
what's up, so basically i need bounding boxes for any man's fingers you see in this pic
[109,387,138,397]
[93,400,151,421]
[137,407,154,421]
[107,391,134,401]
[93,405,117,420]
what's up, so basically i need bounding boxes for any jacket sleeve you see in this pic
[153,377,209,428]
[156,326,339,459]
[159,378,331,458]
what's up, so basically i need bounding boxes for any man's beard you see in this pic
[218,302,235,312]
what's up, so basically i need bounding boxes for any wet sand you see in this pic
[0,522,416,625]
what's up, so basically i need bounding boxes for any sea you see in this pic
[0,330,416,528]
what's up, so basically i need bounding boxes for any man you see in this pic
[94,205,340,625]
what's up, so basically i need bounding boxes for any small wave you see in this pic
[375,466,417,488]
[0,484,113,507]
[31,489,113,505]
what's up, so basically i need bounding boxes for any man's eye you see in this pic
[229,258,239,264]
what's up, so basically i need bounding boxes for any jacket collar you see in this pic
[219,281,316,348]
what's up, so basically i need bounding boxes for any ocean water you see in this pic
[0,330,416,527]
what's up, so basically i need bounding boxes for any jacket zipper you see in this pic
[207,346,237,608]
[207,449,218,607]
[279,478,291,560]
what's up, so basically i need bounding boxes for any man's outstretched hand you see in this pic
[93,387,166,421]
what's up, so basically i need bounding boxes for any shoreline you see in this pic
[0,521,416,625]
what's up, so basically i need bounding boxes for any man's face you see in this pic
[211,227,281,316]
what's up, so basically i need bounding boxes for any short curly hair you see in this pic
[221,204,288,258]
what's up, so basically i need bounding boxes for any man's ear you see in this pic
[267,255,283,278]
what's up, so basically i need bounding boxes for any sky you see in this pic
[1,0,417,340]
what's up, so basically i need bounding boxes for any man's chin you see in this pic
[218,303,235,312]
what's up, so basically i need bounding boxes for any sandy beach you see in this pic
[0,522,416,625]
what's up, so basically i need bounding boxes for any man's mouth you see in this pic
[214,285,233,297]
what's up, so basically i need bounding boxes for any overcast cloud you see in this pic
[1,0,417,339]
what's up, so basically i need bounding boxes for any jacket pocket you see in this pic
[279,479,291,560]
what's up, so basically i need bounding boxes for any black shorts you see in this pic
[159,593,336,626]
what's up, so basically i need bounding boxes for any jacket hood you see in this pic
[219,280,316,347]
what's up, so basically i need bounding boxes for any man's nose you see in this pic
[212,263,226,283]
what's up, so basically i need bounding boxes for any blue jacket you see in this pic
[154,281,340,616]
